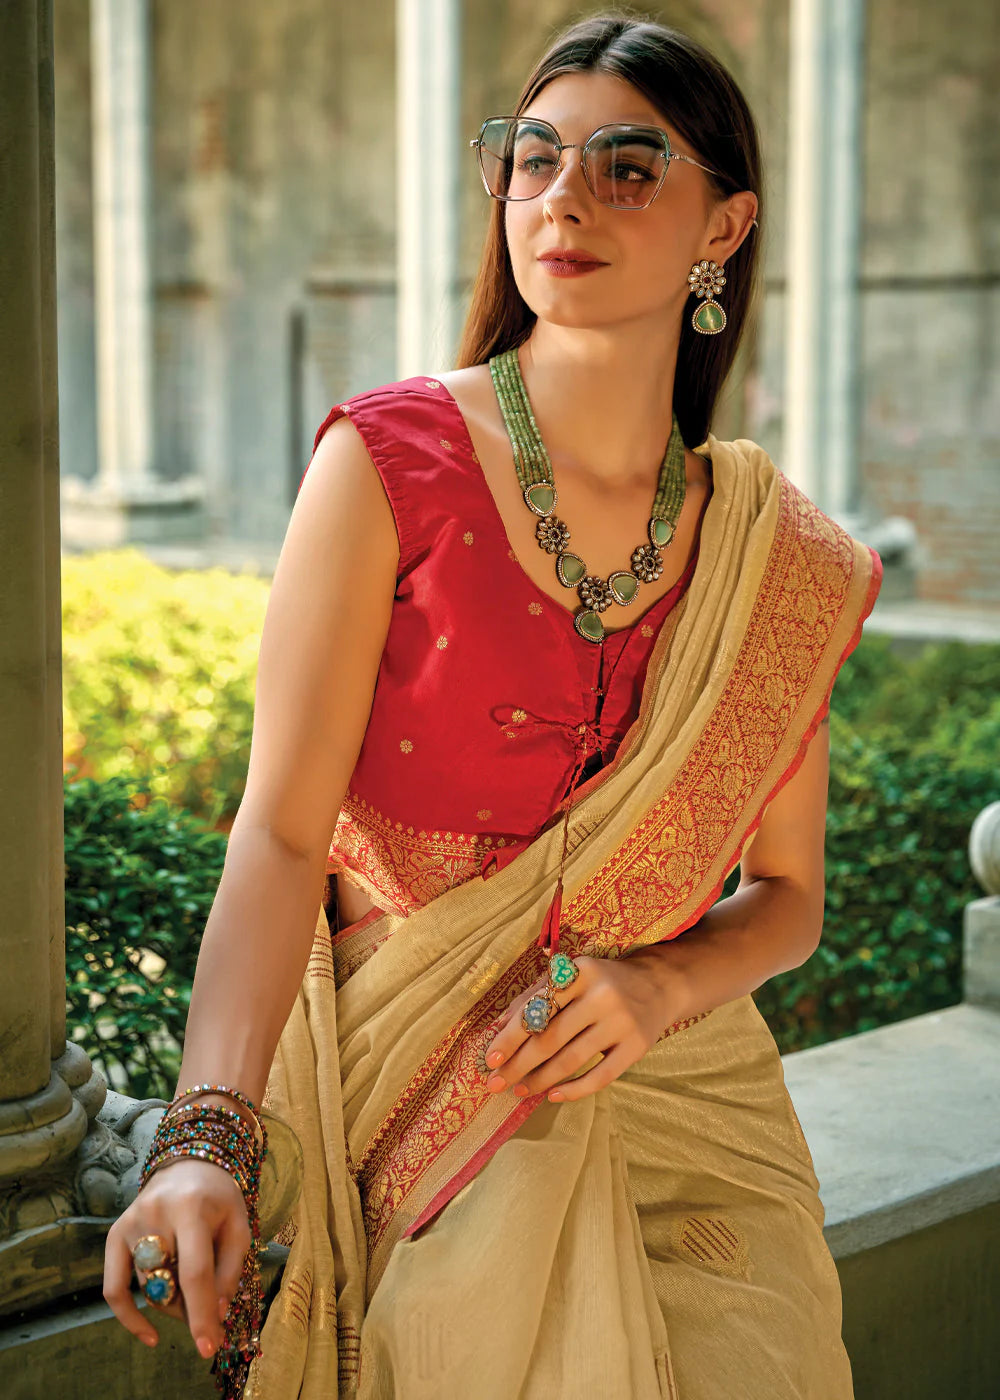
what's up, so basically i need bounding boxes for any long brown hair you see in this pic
[456,11,763,448]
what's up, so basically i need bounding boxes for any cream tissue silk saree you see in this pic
[246,436,882,1400]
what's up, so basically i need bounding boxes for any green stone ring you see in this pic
[548,952,580,991]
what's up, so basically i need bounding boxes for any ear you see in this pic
[702,190,759,265]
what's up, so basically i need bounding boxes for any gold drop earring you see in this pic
[688,259,727,334]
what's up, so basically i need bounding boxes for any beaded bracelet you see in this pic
[167,1083,265,1147]
[142,1137,257,1197]
[144,1107,260,1189]
[137,1085,268,1400]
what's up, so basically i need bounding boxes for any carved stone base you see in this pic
[60,474,207,548]
[0,1044,166,1316]
[0,1042,302,1317]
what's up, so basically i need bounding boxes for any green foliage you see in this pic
[755,716,996,1053]
[62,548,268,823]
[751,632,1000,1052]
[64,771,227,1099]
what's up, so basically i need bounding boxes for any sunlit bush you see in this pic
[62,548,268,823]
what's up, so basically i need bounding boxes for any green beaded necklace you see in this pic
[488,345,687,645]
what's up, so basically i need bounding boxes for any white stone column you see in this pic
[783,0,866,531]
[395,0,461,377]
[966,803,1000,1010]
[61,0,204,546]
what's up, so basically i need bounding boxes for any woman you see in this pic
[104,12,881,1399]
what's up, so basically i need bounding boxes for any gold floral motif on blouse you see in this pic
[436,635,449,649]
[328,790,516,915]
[463,531,474,545]
[528,602,543,615]
[399,738,414,753]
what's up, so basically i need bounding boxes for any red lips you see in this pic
[537,247,608,264]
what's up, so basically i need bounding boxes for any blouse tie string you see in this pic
[487,704,622,958]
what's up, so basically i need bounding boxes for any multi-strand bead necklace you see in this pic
[488,344,688,645]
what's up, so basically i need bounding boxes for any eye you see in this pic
[516,152,557,176]
[609,160,657,182]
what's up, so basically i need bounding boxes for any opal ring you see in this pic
[522,987,560,1035]
[131,1233,179,1308]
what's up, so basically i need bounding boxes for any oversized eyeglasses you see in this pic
[469,116,724,211]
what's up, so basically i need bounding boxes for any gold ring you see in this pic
[142,1266,179,1308]
[546,952,580,994]
[131,1233,178,1309]
[522,987,560,1035]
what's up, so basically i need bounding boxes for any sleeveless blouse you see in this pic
[302,376,709,919]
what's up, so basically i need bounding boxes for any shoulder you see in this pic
[312,373,457,455]
[706,432,880,570]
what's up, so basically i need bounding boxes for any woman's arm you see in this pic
[483,712,832,1101]
[631,711,831,1024]
[173,414,400,1117]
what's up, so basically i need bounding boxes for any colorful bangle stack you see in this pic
[137,1083,269,1400]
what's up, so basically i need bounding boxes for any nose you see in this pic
[542,146,591,216]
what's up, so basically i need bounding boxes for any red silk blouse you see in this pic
[302,376,706,920]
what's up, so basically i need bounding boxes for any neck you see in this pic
[516,318,683,485]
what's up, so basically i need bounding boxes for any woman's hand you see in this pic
[481,949,683,1103]
[103,1157,252,1358]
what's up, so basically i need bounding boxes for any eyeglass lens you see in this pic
[477,118,667,209]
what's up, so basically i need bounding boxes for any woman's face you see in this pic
[504,70,734,338]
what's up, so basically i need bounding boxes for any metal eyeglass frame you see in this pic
[469,115,728,212]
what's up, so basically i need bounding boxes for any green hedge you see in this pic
[61,551,999,1082]
[755,717,995,1052]
[65,771,226,1099]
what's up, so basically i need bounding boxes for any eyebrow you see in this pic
[518,118,666,140]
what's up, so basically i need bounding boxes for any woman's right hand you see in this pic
[103,1156,252,1358]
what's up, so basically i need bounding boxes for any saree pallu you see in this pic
[247,436,882,1399]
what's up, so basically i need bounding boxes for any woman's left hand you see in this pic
[482,950,686,1103]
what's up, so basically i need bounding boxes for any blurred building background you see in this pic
[52,0,999,624]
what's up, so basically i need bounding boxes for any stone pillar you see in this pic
[965,802,1000,1010]
[1,0,60,1110]
[0,12,300,1363]
[1,0,165,1318]
[783,0,866,531]
[60,0,205,546]
[395,0,461,377]
[0,0,93,1275]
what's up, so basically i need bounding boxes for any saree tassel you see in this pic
[537,876,563,957]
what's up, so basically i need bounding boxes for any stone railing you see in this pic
[782,800,1000,1399]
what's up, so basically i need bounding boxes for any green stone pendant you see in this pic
[649,516,675,548]
[574,609,605,644]
[524,482,556,517]
[608,570,639,605]
[556,552,587,587]
[692,299,727,335]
